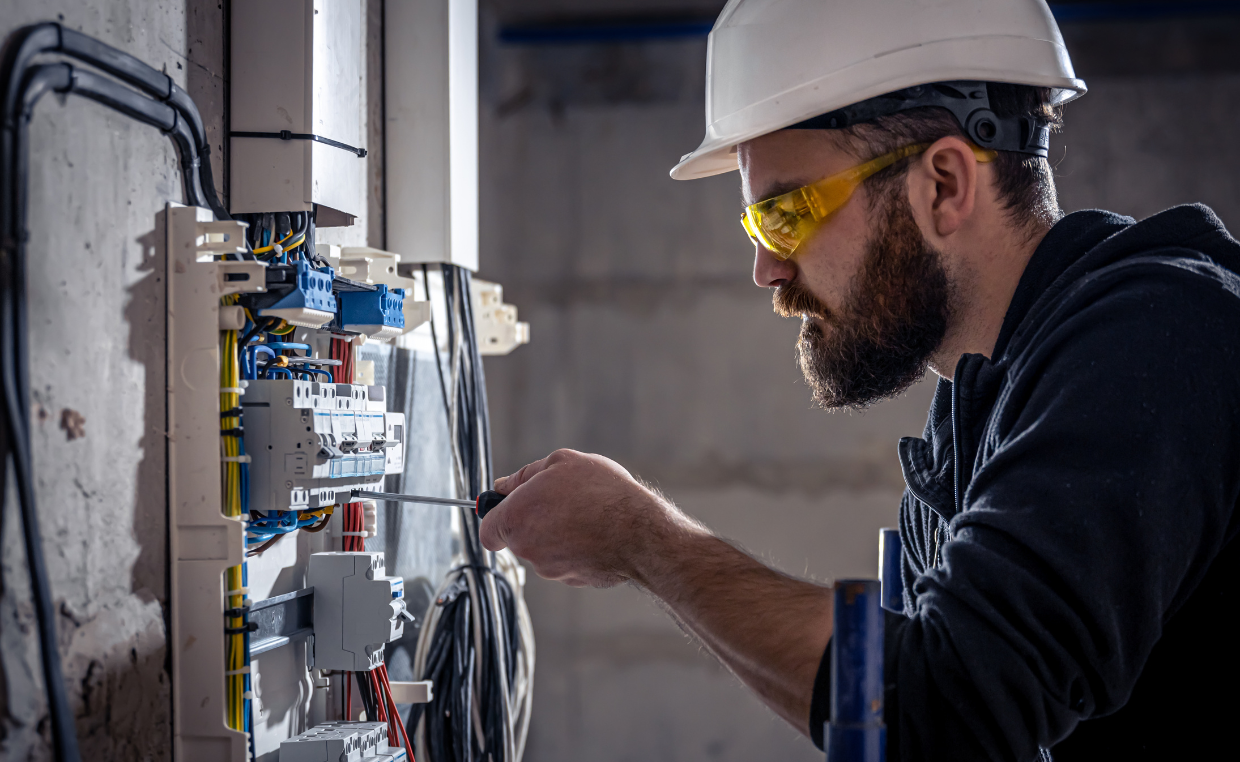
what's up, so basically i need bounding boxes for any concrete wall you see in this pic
[477,10,1240,762]
[0,2,224,759]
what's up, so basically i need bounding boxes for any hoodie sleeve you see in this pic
[884,255,1240,761]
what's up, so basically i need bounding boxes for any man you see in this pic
[479,1,1240,759]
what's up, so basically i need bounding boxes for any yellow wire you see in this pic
[251,228,297,254]
[221,295,246,731]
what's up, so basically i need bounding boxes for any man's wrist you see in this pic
[625,492,715,592]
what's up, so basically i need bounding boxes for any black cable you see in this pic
[2,23,225,219]
[422,264,454,441]
[0,58,84,762]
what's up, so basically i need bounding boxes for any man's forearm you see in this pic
[630,521,834,735]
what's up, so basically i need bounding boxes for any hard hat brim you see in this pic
[671,36,1087,181]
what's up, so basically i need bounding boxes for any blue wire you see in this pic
[245,345,276,379]
[263,342,312,354]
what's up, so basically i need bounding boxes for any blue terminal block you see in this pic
[258,261,337,328]
[338,284,405,339]
[828,579,886,762]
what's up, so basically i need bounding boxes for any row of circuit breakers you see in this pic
[229,250,422,760]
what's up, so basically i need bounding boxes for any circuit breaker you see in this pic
[309,552,412,672]
[281,721,407,762]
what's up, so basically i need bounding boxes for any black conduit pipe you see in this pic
[3,22,228,220]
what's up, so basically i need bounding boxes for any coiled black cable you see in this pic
[409,264,525,762]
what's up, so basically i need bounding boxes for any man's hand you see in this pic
[479,448,834,738]
[479,449,704,588]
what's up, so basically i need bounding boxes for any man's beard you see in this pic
[773,188,952,411]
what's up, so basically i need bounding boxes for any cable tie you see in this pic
[220,407,244,418]
[225,666,252,676]
[226,587,250,596]
[220,387,247,395]
[229,130,367,158]
[340,531,368,537]
[225,622,260,635]
[222,455,252,463]
[220,428,244,437]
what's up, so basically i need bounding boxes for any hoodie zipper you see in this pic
[937,374,966,569]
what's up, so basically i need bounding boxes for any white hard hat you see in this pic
[671,0,1087,180]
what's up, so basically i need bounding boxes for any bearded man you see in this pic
[477,1,1240,759]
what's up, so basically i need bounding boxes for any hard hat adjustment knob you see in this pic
[966,109,1001,146]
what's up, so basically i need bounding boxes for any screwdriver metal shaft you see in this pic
[352,490,474,507]
[351,489,507,518]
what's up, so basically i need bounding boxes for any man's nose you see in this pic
[753,245,797,288]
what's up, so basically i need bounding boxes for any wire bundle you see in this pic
[219,313,255,756]
[408,265,535,762]
[236,211,320,265]
[331,335,356,384]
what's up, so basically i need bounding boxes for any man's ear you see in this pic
[908,136,980,240]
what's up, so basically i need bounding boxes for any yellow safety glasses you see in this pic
[741,142,998,259]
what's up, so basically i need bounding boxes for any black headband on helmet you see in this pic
[787,80,1050,158]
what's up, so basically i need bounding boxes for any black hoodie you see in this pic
[809,205,1240,760]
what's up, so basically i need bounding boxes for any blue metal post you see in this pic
[879,529,903,614]
[828,579,885,762]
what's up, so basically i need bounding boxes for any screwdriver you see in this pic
[351,489,507,518]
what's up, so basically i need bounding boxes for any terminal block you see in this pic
[253,261,338,328]
[308,552,412,672]
[471,278,529,356]
[280,721,407,761]
[242,379,405,511]
[338,284,405,339]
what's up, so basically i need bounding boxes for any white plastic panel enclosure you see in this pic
[385,0,479,269]
[230,0,365,218]
[167,205,256,762]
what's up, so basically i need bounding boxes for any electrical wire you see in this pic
[219,308,255,756]
[407,265,534,762]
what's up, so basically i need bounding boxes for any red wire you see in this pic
[379,664,413,755]
[370,669,388,724]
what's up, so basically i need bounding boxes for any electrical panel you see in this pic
[166,206,432,760]
[163,0,533,759]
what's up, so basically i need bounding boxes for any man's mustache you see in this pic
[773,279,831,321]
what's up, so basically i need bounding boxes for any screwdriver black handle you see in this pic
[475,490,506,519]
